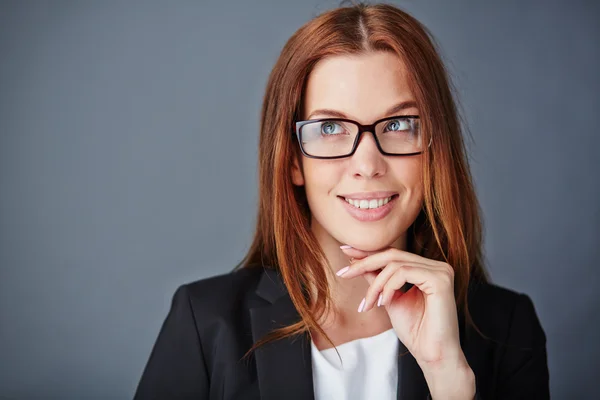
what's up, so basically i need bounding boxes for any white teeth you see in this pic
[344,196,394,209]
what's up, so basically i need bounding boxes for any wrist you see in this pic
[422,358,476,400]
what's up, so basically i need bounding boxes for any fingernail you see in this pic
[336,266,350,276]
[377,294,383,307]
[340,245,353,249]
[357,297,366,312]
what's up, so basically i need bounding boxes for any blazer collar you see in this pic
[250,267,432,400]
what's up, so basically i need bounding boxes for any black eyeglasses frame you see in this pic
[293,115,431,160]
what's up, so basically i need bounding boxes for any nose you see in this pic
[348,131,387,179]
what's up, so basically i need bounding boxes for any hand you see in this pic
[339,245,475,399]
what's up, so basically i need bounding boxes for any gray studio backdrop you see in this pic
[1,0,598,398]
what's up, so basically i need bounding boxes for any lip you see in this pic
[337,191,398,200]
[338,194,398,222]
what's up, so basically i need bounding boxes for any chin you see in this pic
[338,234,398,252]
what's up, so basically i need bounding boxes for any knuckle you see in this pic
[381,281,392,294]
[374,277,386,291]
[396,263,409,273]
[383,284,396,298]
[441,263,454,276]
[439,266,454,285]
[447,267,455,280]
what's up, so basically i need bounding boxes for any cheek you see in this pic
[301,158,344,195]
[392,158,423,195]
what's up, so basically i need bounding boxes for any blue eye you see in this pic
[321,122,343,135]
[385,119,410,132]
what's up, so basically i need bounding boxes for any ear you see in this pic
[291,153,305,186]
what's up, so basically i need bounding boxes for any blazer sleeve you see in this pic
[134,284,210,399]
[494,293,550,399]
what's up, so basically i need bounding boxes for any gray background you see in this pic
[1,0,598,398]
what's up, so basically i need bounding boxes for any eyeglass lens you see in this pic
[299,117,421,157]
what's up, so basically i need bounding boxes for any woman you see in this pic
[134,3,549,399]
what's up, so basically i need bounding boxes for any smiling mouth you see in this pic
[337,194,399,210]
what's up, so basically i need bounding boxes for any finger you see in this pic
[362,270,378,285]
[341,252,435,279]
[360,263,400,312]
[380,269,418,306]
[372,248,442,268]
[360,248,441,270]
[381,264,444,305]
[357,271,379,313]
[339,245,376,260]
[363,262,420,310]
[381,281,414,307]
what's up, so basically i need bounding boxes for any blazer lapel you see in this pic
[397,340,429,399]
[250,268,315,400]
[250,267,453,400]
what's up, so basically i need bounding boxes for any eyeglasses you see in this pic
[293,115,431,159]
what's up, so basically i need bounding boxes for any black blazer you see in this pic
[134,266,549,399]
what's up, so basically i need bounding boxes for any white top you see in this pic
[310,328,399,400]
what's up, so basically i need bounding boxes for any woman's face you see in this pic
[292,51,424,252]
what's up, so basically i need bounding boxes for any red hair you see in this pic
[236,2,489,353]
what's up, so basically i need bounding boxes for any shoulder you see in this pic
[465,279,546,348]
[166,266,268,332]
[184,266,264,299]
[173,265,266,308]
[463,283,549,397]
[135,267,268,397]
[468,279,530,317]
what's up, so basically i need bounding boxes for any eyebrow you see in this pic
[306,100,418,120]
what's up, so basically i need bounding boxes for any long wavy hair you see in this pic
[235,2,490,353]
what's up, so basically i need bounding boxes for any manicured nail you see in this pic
[357,297,366,312]
[336,266,350,276]
[340,245,353,249]
[377,294,383,307]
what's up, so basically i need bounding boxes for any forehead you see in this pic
[303,51,416,122]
